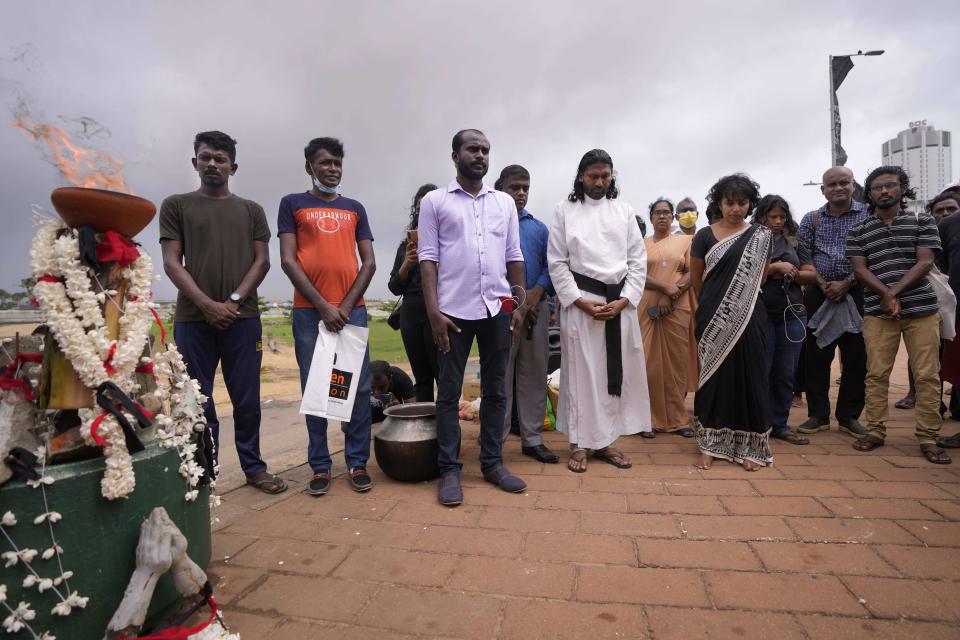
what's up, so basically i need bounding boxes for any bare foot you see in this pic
[741,459,761,472]
[696,453,713,470]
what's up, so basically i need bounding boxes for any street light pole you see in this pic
[829,49,884,167]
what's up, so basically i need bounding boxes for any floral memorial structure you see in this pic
[1,187,237,639]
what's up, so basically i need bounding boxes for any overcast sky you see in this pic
[2,0,958,301]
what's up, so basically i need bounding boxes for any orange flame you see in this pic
[12,114,133,193]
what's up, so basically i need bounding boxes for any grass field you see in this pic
[154,317,412,363]
[261,318,409,362]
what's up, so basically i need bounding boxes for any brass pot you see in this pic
[374,402,440,483]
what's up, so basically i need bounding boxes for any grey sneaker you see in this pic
[838,418,869,437]
[308,471,332,496]
[796,417,830,434]
[482,464,527,493]
[438,472,463,506]
[348,467,373,492]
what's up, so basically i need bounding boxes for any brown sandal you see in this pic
[852,435,884,452]
[920,444,952,465]
[246,472,288,495]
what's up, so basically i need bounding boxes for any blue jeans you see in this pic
[173,318,266,476]
[767,316,806,434]
[292,306,372,472]
[436,312,511,475]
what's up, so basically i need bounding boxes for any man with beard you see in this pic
[278,137,377,496]
[494,164,558,464]
[418,129,529,506]
[846,166,949,464]
[795,166,871,438]
[159,131,285,494]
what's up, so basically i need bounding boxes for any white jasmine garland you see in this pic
[31,219,153,500]
[31,221,154,396]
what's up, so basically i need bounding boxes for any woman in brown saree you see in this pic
[690,174,773,471]
[638,198,698,437]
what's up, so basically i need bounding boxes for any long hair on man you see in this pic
[863,165,916,212]
[567,149,619,202]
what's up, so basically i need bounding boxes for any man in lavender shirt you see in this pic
[418,129,529,506]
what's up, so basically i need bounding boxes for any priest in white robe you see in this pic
[547,149,651,472]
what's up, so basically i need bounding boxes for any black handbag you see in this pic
[387,298,402,330]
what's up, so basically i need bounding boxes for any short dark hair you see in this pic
[648,197,674,216]
[304,137,344,162]
[452,129,485,153]
[370,360,391,378]
[753,194,798,236]
[927,191,960,213]
[568,149,619,203]
[863,165,916,212]
[193,131,237,163]
[408,183,438,229]
[494,165,530,191]
[705,173,761,216]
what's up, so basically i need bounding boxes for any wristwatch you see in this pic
[229,292,243,304]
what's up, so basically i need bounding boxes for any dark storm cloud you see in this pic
[1,0,957,300]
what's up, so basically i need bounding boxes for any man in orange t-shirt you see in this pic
[278,136,376,496]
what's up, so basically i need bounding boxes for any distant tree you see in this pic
[258,296,269,315]
[383,298,401,313]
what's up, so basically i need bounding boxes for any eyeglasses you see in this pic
[869,181,900,193]
[824,179,852,189]
[677,207,697,213]
[651,211,674,218]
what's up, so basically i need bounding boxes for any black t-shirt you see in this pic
[388,239,424,299]
[763,236,810,318]
[387,366,415,400]
[939,214,960,303]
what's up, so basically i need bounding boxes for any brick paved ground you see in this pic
[208,371,960,639]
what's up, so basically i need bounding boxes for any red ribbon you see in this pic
[89,402,154,447]
[119,596,220,640]
[135,363,154,374]
[96,230,140,267]
[103,342,118,375]
[37,275,63,283]
[0,354,43,401]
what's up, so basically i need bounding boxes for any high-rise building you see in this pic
[881,120,952,213]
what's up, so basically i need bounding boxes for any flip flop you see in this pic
[246,472,288,495]
[676,427,695,438]
[852,435,884,452]
[568,449,588,473]
[937,433,960,448]
[921,444,952,465]
[593,447,632,469]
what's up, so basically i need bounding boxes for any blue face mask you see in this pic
[313,176,340,195]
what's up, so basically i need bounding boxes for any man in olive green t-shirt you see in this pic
[159,130,286,495]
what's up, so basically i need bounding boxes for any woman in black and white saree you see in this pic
[690,174,773,471]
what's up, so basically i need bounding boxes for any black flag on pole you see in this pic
[831,56,855,166]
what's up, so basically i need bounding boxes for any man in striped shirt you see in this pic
[846,166,950,464]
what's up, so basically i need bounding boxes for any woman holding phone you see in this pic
[637,198,698,437]
[388,183,439,401]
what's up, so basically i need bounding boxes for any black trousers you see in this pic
[803,285,866,423]
[399,296,438,402]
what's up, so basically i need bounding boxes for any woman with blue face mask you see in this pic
[753,195,818,445]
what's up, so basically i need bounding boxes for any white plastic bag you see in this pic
[928,267,957,341]
[299,323,369,421]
